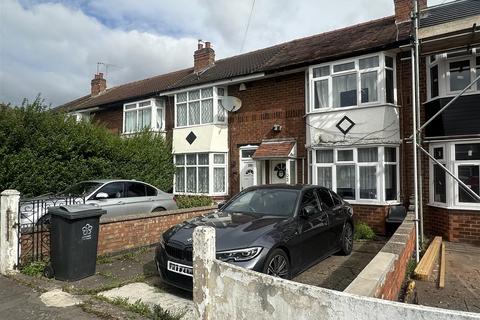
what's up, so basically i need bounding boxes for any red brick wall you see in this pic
[426,206,480,244]
[97,206,215,255]
[227,72,307,196]
[91,105,123,134]
[378,218,416,300]
[352,204,389,235]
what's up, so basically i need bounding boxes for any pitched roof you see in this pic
[58,15,410,112]
[252,141,296,159]
[420,0,480,28]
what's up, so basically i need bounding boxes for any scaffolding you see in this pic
[410,0,480,262]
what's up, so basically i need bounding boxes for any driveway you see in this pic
[293,239,386,291]
[415,241,480,313]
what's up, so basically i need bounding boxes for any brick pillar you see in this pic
[0,190,20,275]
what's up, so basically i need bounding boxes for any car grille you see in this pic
[165,244,193,262]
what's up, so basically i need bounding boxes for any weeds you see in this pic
[354,222,375,240]
[20,260,48,277]
[99,296,183,320]
[405,258,417,279]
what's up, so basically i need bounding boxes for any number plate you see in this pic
[167,261,193,277]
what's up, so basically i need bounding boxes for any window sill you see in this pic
[424,91,480,104]
[122,129,166,136]
[174,122,228,129]
[428,203,480,212]
[307,103,399,115]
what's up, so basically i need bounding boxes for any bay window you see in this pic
[309,53,395,112]
[174,153,228,195]
[123,99,165,134]
[312,146,399,203]
[427,52,480,100]
[429,141,480,208]
[175,86,227,127]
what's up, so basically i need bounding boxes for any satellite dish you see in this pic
[222,96,242,112]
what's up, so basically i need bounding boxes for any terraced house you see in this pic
[59,0,480,242]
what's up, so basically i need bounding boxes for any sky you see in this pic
[0,0,450,107]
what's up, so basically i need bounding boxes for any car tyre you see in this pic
[43,265,54,279]
[262,249,291,279]
[340,223,353,255]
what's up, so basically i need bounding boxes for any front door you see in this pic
[240,160,256,191]
[270,160,287,184]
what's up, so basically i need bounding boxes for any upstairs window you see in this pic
[427,52,479,100]
[309,53,394,112]
[123,99,165,134]
[175,86,227,127]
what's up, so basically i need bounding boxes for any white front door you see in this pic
[240,160,256,191]
[270,160,287,184]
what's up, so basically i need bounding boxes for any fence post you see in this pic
[193,226,216,320]
[0,190,20,275]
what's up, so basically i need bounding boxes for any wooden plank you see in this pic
[414,236,442,281]
[439,242,446,288]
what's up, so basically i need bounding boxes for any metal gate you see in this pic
[17,195,85,268]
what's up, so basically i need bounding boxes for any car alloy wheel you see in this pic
[266,252,289,279]
[341,223,353,255]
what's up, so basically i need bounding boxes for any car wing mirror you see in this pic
[217,202,226,210]
[95,192,109,199]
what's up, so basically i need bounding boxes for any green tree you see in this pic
[0,97,175,197]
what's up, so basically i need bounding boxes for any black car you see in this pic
[155,184,354,291]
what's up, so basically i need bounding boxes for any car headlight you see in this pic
[216,247,262,262]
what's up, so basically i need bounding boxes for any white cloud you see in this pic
[0,0,453,106]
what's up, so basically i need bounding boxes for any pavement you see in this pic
[0,275,98,320]
[2,239,386,319]
[415,241,480,313]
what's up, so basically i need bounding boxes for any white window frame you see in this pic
[429,141,480,210]
[311,146,399,204]
[173,153,228,196]
[307,52,396,114]
[174,86,227,128]
[122,98,165,134]
[426,51,480,101]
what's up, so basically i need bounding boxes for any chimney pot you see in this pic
[91,72,107,96]
[194,40,215,74]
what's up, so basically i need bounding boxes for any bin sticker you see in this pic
[82,223,93,240]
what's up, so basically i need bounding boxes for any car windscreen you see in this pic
[59,182,103,197]
[223,189,299,217]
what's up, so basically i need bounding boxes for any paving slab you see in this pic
[0,275,99,320]
[99,282,194,320]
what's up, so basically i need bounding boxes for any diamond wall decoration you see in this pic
[336,116,355,135]
[186,131,197,145]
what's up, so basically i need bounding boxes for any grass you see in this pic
[98,296,183,320]
[354,222,375,240]
[405,258,417,279]
[20,260,48,277]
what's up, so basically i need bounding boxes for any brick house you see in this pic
[59,0,480,241]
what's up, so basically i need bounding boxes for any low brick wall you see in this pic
[97,206,216,255]
[425,205,480,244]
[352,204,389,235]
[19,206,216,260]
[345,212,416,300]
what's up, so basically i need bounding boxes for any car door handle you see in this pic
[116,201,124,205]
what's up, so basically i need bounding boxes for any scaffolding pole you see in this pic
[413,0,424,244]
[411,0,420,263]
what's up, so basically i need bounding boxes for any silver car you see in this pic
[20,179,178,226]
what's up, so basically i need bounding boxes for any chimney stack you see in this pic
[394,0,427,24]
[91,72,107,96]
[194,40,215,74]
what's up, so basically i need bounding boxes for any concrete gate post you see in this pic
[0,190,20,275]
[193,226,216,320]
